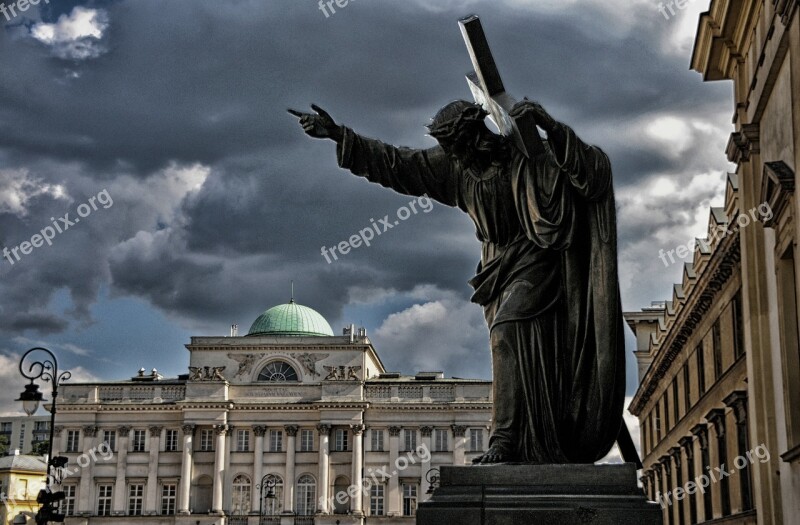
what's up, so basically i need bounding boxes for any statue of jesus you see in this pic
[290,99,626,464]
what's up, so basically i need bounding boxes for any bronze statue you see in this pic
[289,18,628,466]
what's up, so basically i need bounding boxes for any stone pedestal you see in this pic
[417,463,661,525]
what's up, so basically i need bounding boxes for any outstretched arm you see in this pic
[289,105,458,207]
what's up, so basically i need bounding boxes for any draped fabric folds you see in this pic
[336,122,625,463]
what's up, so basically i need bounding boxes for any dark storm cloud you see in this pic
[0,0,732,384]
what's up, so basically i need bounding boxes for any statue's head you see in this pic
[427,100,488,158]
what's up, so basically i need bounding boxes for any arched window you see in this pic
[258,361,299,382]
[295,475,316,516]
[232,475,251,515]
[260,474,283,516]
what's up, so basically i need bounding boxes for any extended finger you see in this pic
[310,104,332,119]
[287,109,306,118]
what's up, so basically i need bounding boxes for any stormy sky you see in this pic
[0,0,733,442]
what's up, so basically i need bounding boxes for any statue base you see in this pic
[416,463,661,525]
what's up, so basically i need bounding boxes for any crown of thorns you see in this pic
[426,101,487,139]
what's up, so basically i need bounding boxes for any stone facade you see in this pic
[691,0,800,523]
[626,3,800,524]
[52,333,491,525]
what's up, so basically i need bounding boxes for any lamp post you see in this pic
[15,347,71,525]
[425,467,440,495]
[257,474,278,521]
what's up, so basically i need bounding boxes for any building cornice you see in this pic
[630,234,740,415]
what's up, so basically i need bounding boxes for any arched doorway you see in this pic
[333,476,350,515]
[191,475,213,514]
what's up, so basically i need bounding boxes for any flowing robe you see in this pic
[336,123,626,463]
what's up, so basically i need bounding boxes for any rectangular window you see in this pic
[161,484,177,515]
[672,379,679,423]
[200,429,214,451]
[128,484,144,516]
[60,485,76,516]
[237,429,250,452]
[97,485,113,516]
[334,429,348,452]
[732,291,745,359]
[655,402,662,442]
[371,429,384,452]
[102,430,116,452]
[712,320,723,379]
[696,343,706,396]
[402,483,418,516]
[370,484,385,516]
[132,430,146,452]
[469,429,483,452]
[434,429,448,452]
[269,430,283,452]
[300,429,314,452]
[663,392,670,431]
[403,429,417,452]
[165,429,179,452]
[66,430,80,453]
[682,363,691,414]
[0,422,11,432]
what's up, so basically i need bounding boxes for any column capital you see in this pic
[668,446,682,463]
[213,424,229,436]
[420,426,434,437]
[690,422,708,447]
[658,455,671,474]
[149,426,163,438]
[182,424,196,436]
[253,425,267,437]
[53,426,63,437]
[316,423,331,436]
[350,424,365,436]
[118,425,131,437]
[285,425,299,437]
[450,425,467,437]
[82,425,98,437]
[388,426,402,437]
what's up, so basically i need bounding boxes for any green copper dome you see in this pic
[247,300,334,337]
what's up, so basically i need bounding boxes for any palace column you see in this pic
[211,424,228,515]
[451,425,466,466]
[77,426,97,514]
[145,426,162,514]
[316,424,331,514]
[252,426,266,513]
[113,426,130,514]
[419,426,433,497]
[387,426,401,516]
[284,425,298,513]
[350,424,365,516]
[178,425,194,515]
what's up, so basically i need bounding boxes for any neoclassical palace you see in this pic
[51,301,491,525]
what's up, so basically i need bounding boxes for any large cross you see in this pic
[459,15,546,158]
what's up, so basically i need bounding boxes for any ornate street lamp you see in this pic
[425,467,440,495]
[15,347,71,525]
[257,474,278,520]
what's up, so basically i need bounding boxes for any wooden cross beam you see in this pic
[459,15,546,158]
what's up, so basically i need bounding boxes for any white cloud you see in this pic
[598,397,642,464]
[30,7,110,60]
[0,169,67,217]
[0,352,99,417]
[12,337,91,357]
